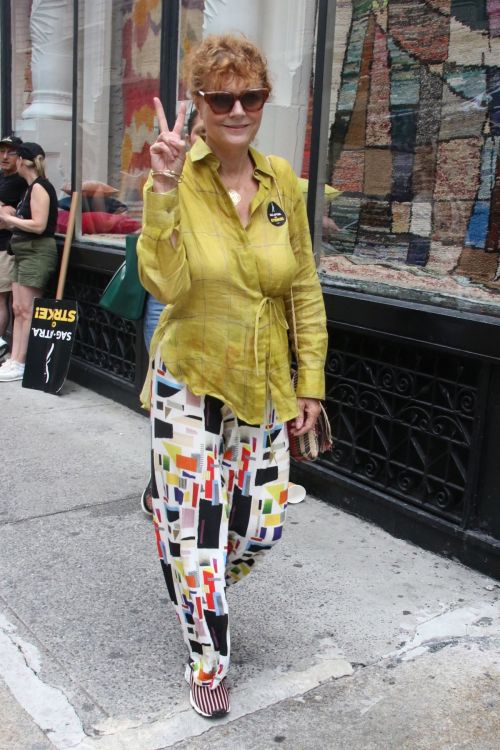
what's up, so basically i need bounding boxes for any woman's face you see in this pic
[196,76,266,156]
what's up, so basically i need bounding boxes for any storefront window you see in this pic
[8,0,320,247]
[76,0,161,244]
[319,0,500,315]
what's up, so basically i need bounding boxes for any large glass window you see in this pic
[8,0,320,247]
[319,0,500,315]
[10,0,151,245]
[76,0,162,244]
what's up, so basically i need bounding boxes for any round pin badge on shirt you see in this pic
[267,201,287,226]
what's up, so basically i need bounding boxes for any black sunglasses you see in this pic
[197,88,269,115]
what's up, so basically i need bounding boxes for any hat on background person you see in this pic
[0,135,23,149]
[16,142,45,161]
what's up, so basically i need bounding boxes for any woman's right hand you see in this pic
[150,97,187,193]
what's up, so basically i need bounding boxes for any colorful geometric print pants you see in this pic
[150,354,290,689]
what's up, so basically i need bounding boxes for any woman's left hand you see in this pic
[289,397,321,437]
[0,207,13,229]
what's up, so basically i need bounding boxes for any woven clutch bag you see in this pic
[287,370,332,461]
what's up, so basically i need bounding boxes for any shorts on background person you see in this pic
[0,251,15,293]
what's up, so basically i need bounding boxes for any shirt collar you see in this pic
[189,138,275,179]
[189,137,217,166]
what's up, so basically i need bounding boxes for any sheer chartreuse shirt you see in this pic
[137,137,327,425]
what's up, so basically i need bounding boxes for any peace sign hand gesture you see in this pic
[150,97,188,193]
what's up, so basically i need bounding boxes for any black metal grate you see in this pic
[321,329,481,523]
[65,268,137,384]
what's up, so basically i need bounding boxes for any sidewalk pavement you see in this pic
[1,379,499,750]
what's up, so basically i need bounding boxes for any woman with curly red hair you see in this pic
[138,34,327,718]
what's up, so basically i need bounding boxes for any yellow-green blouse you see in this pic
[137,137,327,425]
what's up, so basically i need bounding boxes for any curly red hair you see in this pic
[185,34,272,95]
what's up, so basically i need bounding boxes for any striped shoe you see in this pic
[185,665,230,718]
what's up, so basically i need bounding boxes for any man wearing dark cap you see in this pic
[0,135,27,359]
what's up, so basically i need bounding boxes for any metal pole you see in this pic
[0,0,12,135]
[160,0,180,129]
[71,0,79,194]
[307,0,337,261]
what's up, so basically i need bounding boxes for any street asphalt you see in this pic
[1,378,499,750]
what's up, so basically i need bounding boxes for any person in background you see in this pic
[140,107,205,514]
[0,136,27,361]
[137,34,327,718]
[0,142,58,382]
[297,178,341,239]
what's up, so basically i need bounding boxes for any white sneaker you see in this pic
[0,360,25,381]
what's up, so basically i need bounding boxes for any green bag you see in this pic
[99,234,146,321]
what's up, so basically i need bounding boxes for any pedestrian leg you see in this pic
[150,353,231,688]
[223,403,290,587]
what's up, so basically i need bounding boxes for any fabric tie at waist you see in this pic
[253,296,288,376]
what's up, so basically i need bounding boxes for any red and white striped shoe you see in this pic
[185,665,230,718]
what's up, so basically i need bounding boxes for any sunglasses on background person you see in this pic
[197,88,269,115]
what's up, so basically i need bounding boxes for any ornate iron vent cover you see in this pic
[65,268,137,384]
[322,329,481,523]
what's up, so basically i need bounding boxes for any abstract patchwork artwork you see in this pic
[118,0,204,211]
[325,0,500,291]
[118,0,161,211]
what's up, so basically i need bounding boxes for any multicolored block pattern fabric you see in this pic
[149,352,290,688]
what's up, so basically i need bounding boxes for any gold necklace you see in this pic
[228,189,241,206]
[222,160,252,207]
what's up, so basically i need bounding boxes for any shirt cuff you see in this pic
[143,183,180,232]
[295,367,325,400]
